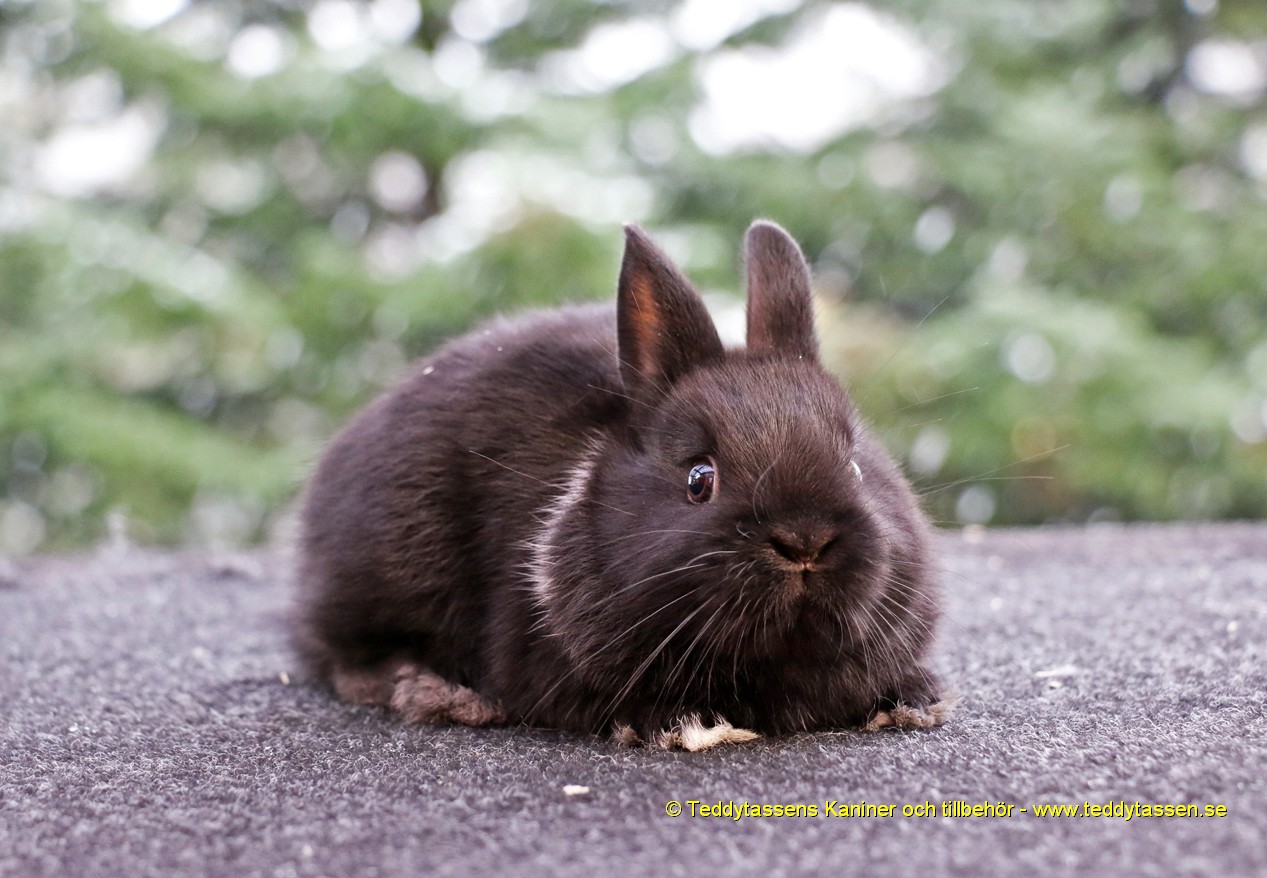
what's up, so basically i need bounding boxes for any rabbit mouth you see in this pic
[765,557,851,602]
[767,566,817,606]
[770,553,827,579]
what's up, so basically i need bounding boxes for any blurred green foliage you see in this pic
[1,0,1265,552]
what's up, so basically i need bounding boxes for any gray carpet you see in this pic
[3,523,1265,877]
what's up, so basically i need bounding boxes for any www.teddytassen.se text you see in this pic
[663,799,1229,821]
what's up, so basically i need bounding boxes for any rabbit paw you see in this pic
[390,664,507,726]
[864,693,958,731]
[331,661,505,726]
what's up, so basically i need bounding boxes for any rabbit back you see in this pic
[294,304,624,693]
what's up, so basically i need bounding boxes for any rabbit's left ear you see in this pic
[745,220,818,361]
[617,225,723,407]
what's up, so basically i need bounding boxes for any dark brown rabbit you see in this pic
[294,220,952,750]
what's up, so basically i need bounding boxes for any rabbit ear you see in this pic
[617,225,723,405]
[745,220,818,361]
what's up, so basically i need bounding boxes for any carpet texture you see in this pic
[2,523,1265,877]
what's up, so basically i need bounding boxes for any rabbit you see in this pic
[293,220,952,750]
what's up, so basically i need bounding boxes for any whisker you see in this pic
[856,294,951,406]
[601,601,710,727]
[468,448,635,516]
[750,456,779,525]
[607,527,719,541]
[580,551,734,608]
[917,445,1069,498]
[921,474,1055,497]
[887,386,979,415]
[585,383,654,409]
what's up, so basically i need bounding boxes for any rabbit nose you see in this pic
[768,526,837,567]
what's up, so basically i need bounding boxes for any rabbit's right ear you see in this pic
[617,225,723,407]
[745,220,818,361]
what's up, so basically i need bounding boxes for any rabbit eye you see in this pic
[687,460,716,503]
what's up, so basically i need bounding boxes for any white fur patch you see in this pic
[525,441,602,608]
[653,714,762,752]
